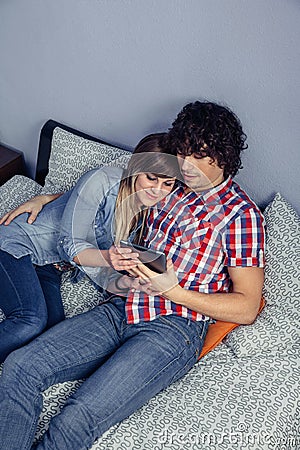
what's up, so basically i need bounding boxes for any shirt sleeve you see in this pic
[57,168,112,263]
[223,207,265,267]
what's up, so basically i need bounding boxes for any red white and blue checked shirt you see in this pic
[125,177,265,324]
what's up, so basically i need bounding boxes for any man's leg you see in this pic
[0,299,125,450]
[35,315,208,450]
[0,250,48,362]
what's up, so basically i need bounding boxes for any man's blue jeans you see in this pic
[0,250,64,362]
[0,297,208,450]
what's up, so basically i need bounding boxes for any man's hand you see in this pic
[129,259,179,296]
[0,193,62,225]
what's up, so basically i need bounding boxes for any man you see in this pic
[0,101,265,450]
[115,101,265,326]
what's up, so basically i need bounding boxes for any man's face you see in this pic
[177,154,224,192]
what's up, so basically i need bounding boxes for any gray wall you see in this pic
[0,0,299,212]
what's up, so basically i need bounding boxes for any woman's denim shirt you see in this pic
[57,166,123,286]
[0,166,123,286]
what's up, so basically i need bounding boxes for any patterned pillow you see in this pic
[40,127,131,194]
[263,193,300,308]
[225,193,300,357]
[0,175,42,217]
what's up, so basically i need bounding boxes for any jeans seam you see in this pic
[24,392,43,450]
[197,320,209,341]
[169,343,199,384]
[0,257,24,310]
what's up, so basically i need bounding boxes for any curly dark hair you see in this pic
[161,101,248,179]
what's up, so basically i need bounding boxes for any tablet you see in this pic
[120,240,167,273]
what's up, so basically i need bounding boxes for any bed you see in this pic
[0,120,299,449]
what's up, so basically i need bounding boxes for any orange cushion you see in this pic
[199,297,265,359]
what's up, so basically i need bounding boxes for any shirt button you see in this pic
[45,260,48,264]
[168,214,172,219]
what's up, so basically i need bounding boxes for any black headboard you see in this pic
[35,120,132,185]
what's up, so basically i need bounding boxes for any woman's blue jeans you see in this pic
[0,297,208,450]
[0,249,64,363]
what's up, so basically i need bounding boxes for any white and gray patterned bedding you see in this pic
[0,127,299,449]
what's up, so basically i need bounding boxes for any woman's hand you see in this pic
[129,259,179,296]
[0,193,62,225]
[108,245,140,271]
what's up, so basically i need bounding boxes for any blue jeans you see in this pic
[0,250,64,363]
[0,297,208,450]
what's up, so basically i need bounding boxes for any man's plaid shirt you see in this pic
[125,177,265,324]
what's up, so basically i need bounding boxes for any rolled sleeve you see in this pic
[223,207,265,267]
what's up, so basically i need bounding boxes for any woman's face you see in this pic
[134,173,176,207]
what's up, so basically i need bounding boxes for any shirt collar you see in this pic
[151,177,233,213]
[175,176,232,205]
[199,176,233,204]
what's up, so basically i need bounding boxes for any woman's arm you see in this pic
[0,193,63,225]
[58,168,119,268]
[73,249,111,267]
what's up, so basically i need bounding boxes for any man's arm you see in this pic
[129,263,264,325]
[163,266,264,325]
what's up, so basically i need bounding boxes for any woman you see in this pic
[0,133,180,362]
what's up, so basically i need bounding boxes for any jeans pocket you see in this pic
[157,315,193,344]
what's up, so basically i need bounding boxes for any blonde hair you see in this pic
[114,133,180,245]
[114,175,147,245]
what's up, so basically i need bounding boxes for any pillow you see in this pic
[224,193,300,357]
[40,127,131,193]
[199,320,239,359]
[0,175,42,217]
[199,298,265,359]
[262,193,300,309]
